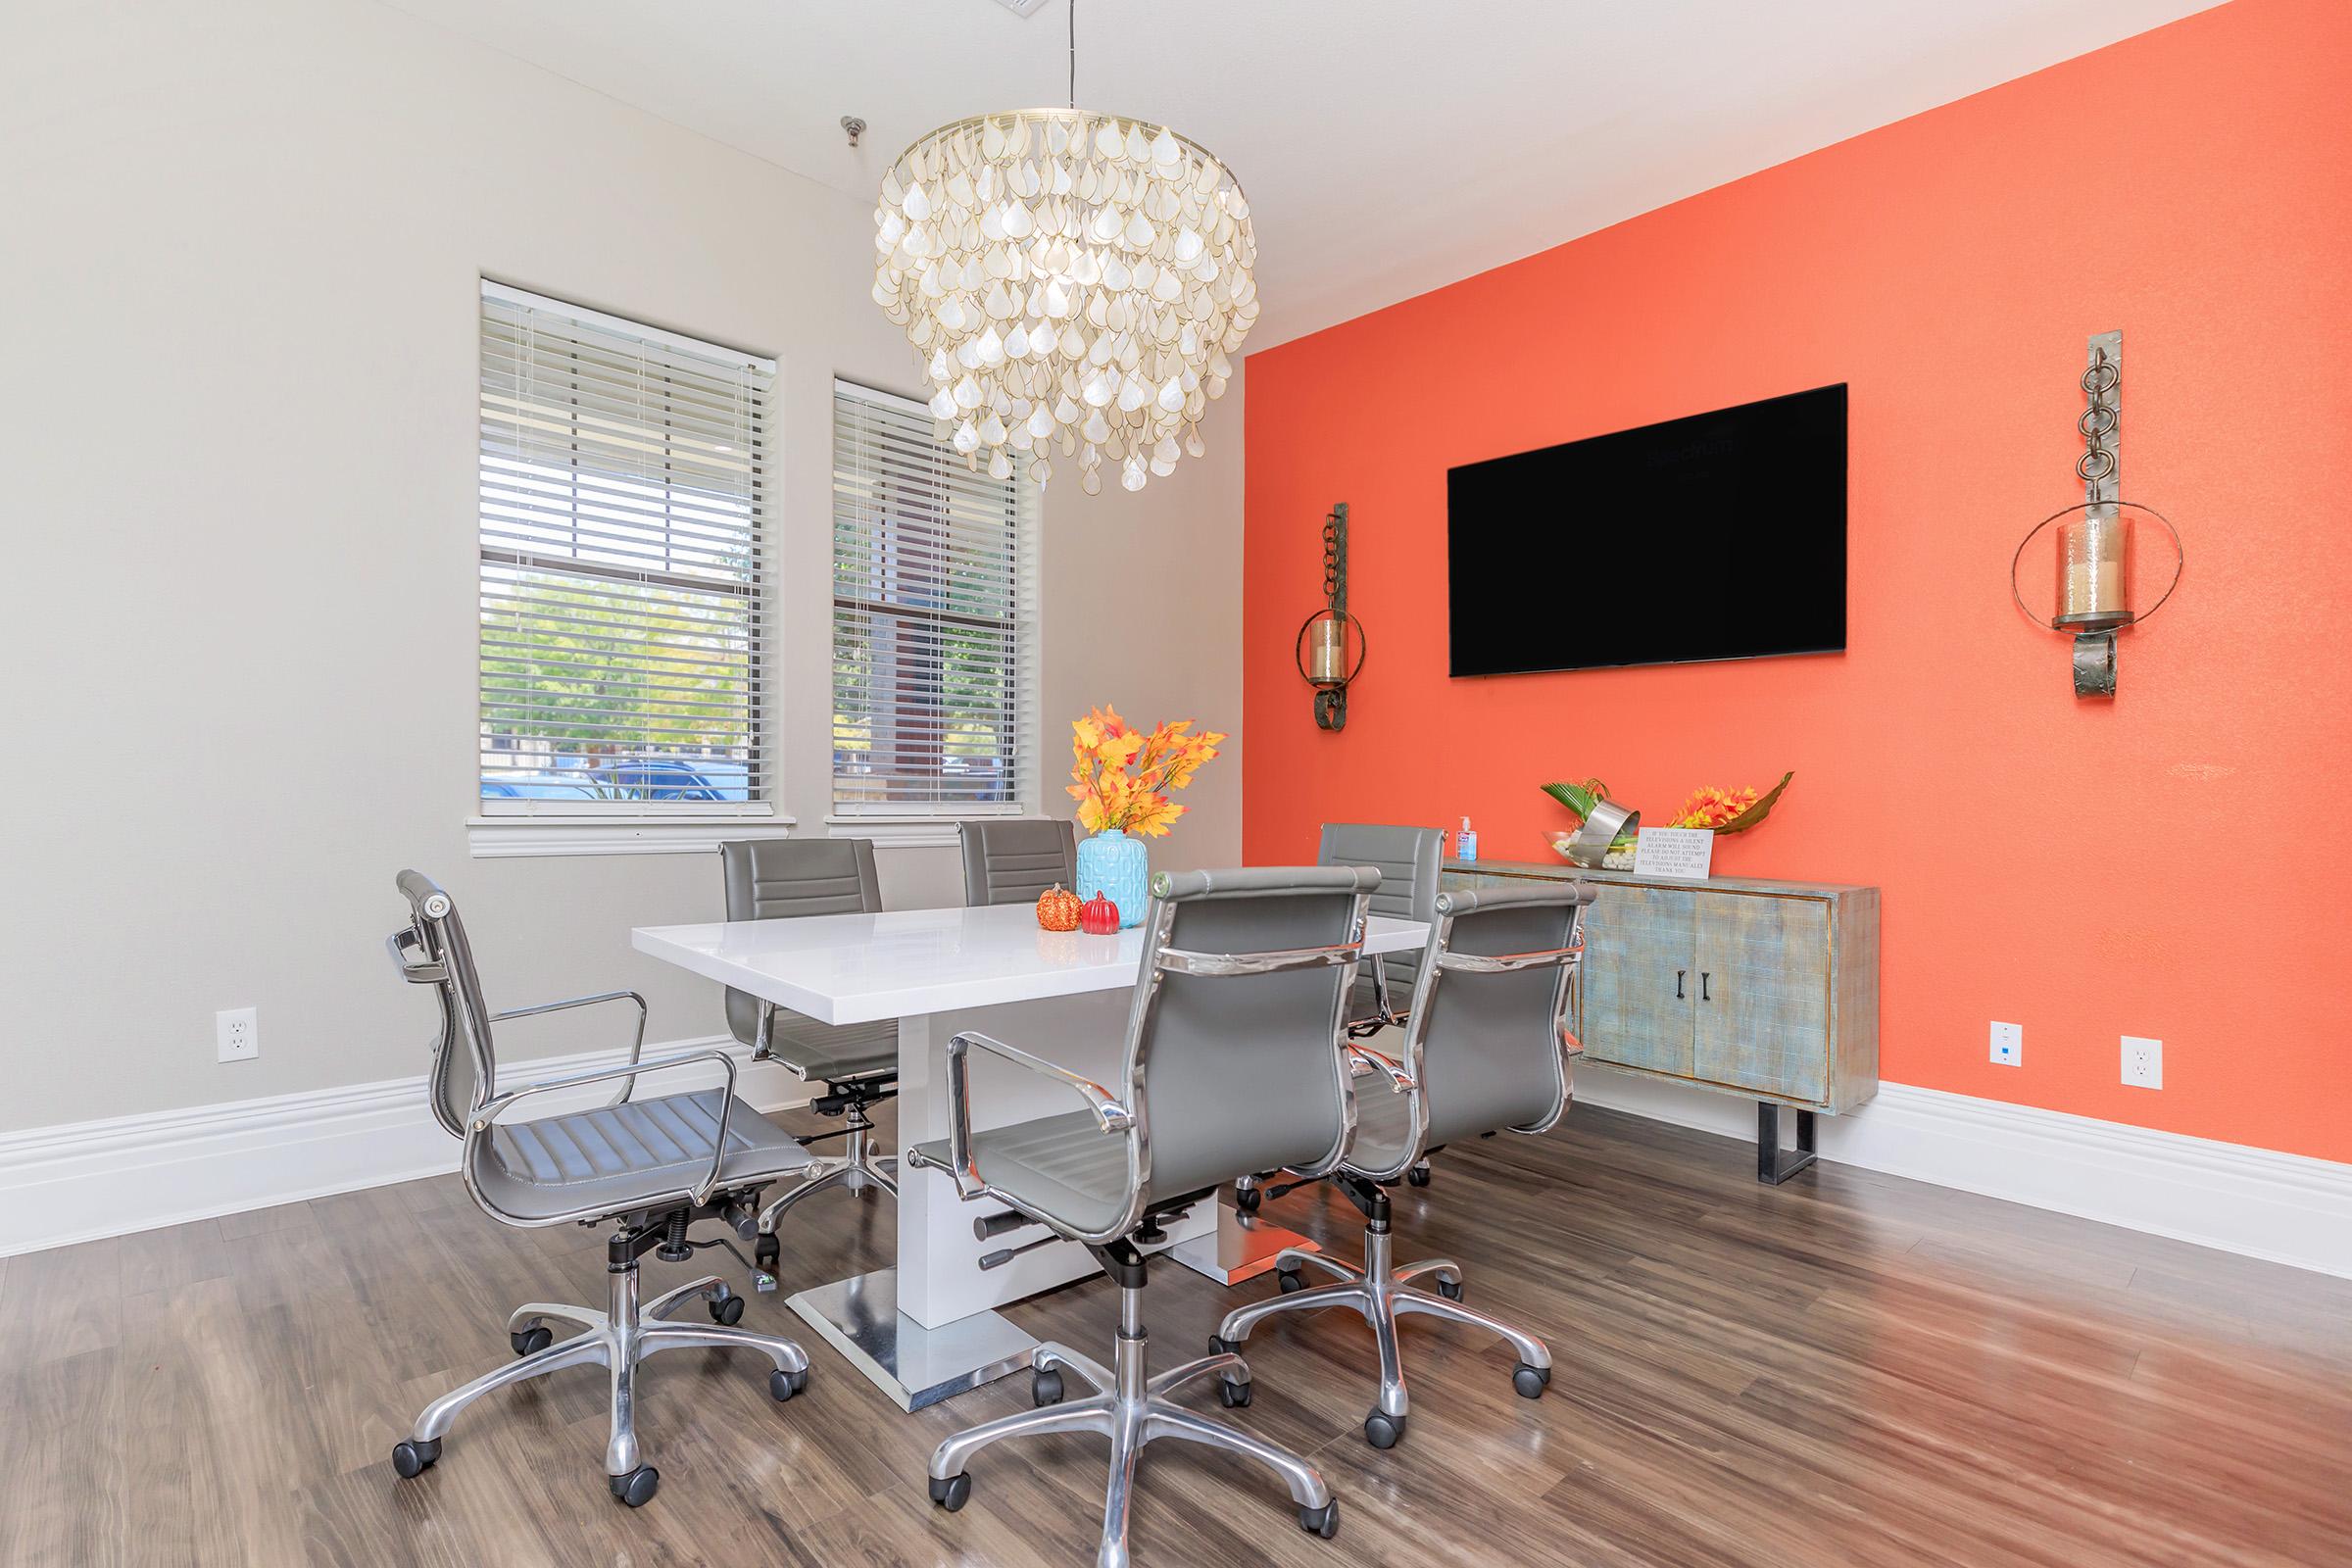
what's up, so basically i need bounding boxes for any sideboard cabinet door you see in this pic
[1690,894,1831,1102]
[1579,883,1698,1078]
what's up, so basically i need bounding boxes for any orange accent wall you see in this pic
[1241,0,2352,1163]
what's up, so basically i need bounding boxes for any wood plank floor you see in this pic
[3,1102,2347,1567]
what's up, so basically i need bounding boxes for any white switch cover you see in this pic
[1988,1020,2023,1067]
[2122,1035,2162,1089]
[217,1006,259,1062]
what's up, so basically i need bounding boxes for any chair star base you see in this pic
[751,1119,899,1288]
[390,1227,811,1506]
[1212,1222,1552,1449]
[926,1283,1339,1568]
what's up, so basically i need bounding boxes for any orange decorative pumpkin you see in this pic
[1079,889,1120,936]
[1035,883,1082,933]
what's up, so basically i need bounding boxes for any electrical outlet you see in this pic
[217,1006,259,1063]
[1989,1020,2023,1067]
[2122,1035,2162,1089]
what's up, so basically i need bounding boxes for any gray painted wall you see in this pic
[0,0,1244,1133]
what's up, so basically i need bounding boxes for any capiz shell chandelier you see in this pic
[871,108,1256,494]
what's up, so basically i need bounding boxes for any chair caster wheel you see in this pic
[754,1234,780,1275]
[1235,1184,1262,1215]
[1405,1163,1432,1188]
[1218,1376,1252,1408]
[1436,1275,1463,1302]
[1298,1498,1340,1539]
[1363,1409,1405,1449]
[769,1367,808,1402]
[1032,1367,1064,1406]
[1207,1334,1240,1357]
[709,1292,745,1326]
[389,1438,440,1479]
[609,1465,659,1507]
[1512,1362,1551,1399]
[929,1471,971,1512]
[511,1324,553,1356]
[1276,1266,1304,1294]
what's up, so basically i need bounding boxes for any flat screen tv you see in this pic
[1446,384,1846,676]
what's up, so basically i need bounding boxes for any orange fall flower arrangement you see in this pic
[1670,784,1763,831]
[1066,706,1227,838]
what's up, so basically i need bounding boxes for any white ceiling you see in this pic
[379,0,2219,347]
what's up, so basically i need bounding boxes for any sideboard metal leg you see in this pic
[1757,1103,1817,1185]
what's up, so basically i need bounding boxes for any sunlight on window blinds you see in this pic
[832,379,1039,813]
[477,283,773,808]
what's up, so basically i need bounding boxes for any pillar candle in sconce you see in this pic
[2055,508,2131,628]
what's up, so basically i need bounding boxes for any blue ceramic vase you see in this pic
[1075,828,1150,930]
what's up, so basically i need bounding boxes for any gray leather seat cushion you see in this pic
[764,1013,898,1081]
[909,1110,1132,1239]
[476,1089,814,1222]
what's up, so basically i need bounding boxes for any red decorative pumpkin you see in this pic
[1079,889,1120,936]
[1035,883,1082,933]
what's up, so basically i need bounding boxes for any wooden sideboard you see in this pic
[1441,859,1880,1182]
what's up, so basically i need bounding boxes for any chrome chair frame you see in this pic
[907,869,1374,1568]
[718,837,901,1284]
[749,1002,900,1232]
[384,877,811,1506]
[1215,885,1592,1449]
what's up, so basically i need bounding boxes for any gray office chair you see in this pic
[958,816,1080,906]
[719,837,901,1287]
[1321,821,1444,1033]
[906,865,1377,1568]
[1237,822,1443,1213]
[383,870,812,1507]
[1213,880,1594,1450]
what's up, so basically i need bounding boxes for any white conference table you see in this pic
[633,900,1427,1410]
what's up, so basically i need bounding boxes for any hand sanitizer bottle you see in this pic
[1456,815,1478,863]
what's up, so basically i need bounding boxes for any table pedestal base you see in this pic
[1165,1202,1322,1287]
[786,1267,1036,1412]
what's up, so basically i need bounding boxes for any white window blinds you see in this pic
[477,282,773,809]
[832,379,1040,814]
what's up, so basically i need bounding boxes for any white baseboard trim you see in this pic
[8,1047,2348,1282]
[1574,1068,2352,1280]
[0,1038,811,1260]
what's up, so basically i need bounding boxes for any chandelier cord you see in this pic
[1067,0,1076,109]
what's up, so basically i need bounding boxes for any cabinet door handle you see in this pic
[1675,968,1687,1001]
[1700,971,1712,1003]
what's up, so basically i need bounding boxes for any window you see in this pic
[831,379,1040,817]
[476,282,773,813]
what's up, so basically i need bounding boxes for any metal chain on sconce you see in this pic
[1320,507,1346,606]
[2077,345,2120,504]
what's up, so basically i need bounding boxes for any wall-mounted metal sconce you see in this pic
[1295,503,1366,729]
[2010,331,2183,697]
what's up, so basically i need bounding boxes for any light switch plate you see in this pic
[1989,1020,2023,1067]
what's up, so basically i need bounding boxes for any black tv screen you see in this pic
[1446,384,1846,676]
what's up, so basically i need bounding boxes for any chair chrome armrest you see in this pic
[1157,940,1365,977]
[472,1047,741,1206]
[942,1030,1134,1200]
[1346,1041,1414,1093]
[1435,940,1586,975]
[490,989,648,1024]
[489,990,651,1107]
